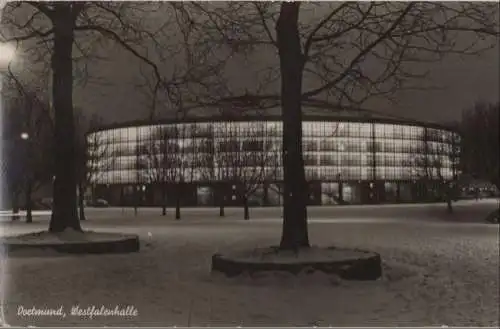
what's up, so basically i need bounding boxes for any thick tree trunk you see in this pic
[276,3,310,250]
[25,180,33,223]
[78,183,86,221]
[49,7,81,232]
[243,196,249,220]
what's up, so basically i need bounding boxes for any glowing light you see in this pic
[0,42,16,68]
[21,132,29,140]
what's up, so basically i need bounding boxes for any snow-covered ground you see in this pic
[1,201,499,326]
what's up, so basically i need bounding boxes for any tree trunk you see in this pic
[219,185,225,217]
[25,180,33,223]
[446,198,453,213]
[78,183,86,221]
[263,183,269,206]
[243,196,249,220]
[92,185,97,204]
[161,184,167,216]
[134,185,139,216]
[49,6,81,233]
[276,3,310,250]
[175,196,181,220]
[11,191,20,221]
[338,181,344,204]
[445,184,453,214]
[175,183,181,220]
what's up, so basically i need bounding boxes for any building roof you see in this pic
[90,106,457,133]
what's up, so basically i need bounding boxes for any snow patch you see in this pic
[381,260,425,282]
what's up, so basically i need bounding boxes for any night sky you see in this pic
[4,2,499,126]
[74,42,498,126]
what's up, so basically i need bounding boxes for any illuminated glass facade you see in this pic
[87,117,460,206]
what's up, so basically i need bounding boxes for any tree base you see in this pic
[212,246,382,281]
[2,229,140,256]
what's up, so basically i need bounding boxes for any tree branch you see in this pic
[302,3,351,59]
[73,23,162,90]
[25,2,55,21]
[1,28,54,43]
[253,3,277,47]
[302,3,415,99]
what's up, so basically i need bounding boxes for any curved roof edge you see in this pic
[88,114,458,134]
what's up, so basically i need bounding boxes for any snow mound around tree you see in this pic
[229,246,373,264]
[2,229,131,245]
[210,267,343,286]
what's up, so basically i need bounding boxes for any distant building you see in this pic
[86,111,461,207]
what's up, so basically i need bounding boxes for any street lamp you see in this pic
[20,132,29,140]
[0,43,16,96]
[1,43,17,213]
[0,42,16,69]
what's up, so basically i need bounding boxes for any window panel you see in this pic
[376,167,386,180]
[358,123,371,138]
[360,167,370,180]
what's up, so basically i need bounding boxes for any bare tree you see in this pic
[196,125,217,209]
[197,123,248,217]
[1,72,53,223]
[183,2,499,249]
[439,131,461,213]
[405,129,458,213]
[74,111,114,221]
[1,2,216,232]
[170,123,196,220]
[215,123,280,220]
[134,143,141,217]
[460,102,499,223]
[134,135,149,216]
[139,123,189,219]
[213,123,238,217]
[460,102,499,191]
[141,124,172,216]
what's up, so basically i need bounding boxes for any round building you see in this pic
[86,113,460,207]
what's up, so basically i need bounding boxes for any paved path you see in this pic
[1,199,498,225]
